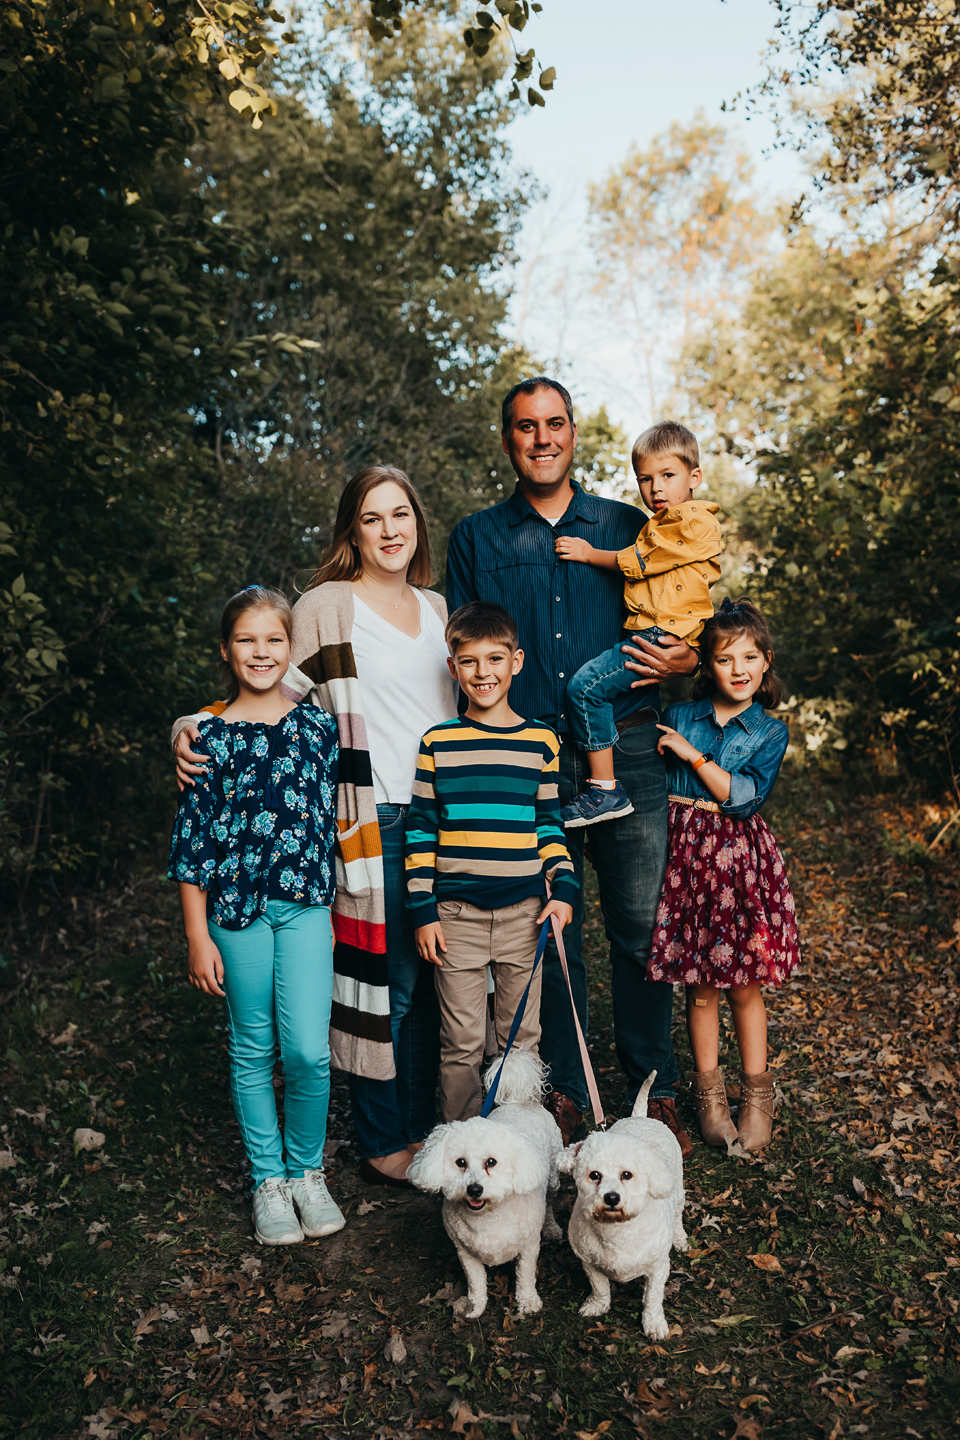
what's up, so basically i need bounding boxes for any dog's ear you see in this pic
[501,1134,548,1195]
[556,1141,583,1175]
[643,1150,675,1201]
[406,1128,448,1193]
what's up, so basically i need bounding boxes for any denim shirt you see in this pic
[446,482,659,733]
[663,697,789,820]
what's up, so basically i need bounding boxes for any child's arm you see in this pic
[179,883,225,997]
[657,724,789,815]
[554,535,621,569]
[534,738,579,927]
[405,736,446,962]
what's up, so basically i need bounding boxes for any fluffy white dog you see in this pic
[407,1051,562,1319]
[558,1071,687,1338]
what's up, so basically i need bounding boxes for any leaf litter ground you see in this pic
[2,784,959,1439]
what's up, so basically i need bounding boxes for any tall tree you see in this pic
[587,115,773,415]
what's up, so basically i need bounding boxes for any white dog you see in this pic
[558,1071,687,1338]
[407,1051,562,1319]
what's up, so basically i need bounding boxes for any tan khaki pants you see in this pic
[434,896,544,1123]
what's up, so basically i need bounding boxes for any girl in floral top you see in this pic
[169,587,341,1246]
[646,599,799,1153]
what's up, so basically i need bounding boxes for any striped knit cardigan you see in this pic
[172,581,448,1082]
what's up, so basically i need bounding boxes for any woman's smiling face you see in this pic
[353,480,419,580]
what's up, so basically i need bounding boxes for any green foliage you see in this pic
[0,1,525,904]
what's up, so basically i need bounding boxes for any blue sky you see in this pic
[501,0,807,426]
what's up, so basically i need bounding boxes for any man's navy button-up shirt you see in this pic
[445,482,659,734]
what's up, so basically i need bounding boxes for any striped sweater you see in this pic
[170,581,448,1082]
[404,717,578,926]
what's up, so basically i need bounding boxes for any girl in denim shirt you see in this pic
[647,599,799,1152]
[169,587,342,1246]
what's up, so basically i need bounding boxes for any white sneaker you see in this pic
[289,1169,345,1237]
[252,1178,303,1246]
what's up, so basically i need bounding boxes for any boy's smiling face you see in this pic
[448,637,524,718]
[634,452,701,513]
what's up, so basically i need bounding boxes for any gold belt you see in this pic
[669,793,721,813]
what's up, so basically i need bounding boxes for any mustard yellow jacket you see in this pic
[616,501,722,644]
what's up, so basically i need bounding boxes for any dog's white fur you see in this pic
[407,1051,562,1319]
[558,1071,687,1338]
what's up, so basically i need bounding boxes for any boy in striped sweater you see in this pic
[405,602,578,1123]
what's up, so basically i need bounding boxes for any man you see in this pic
[445,377,698,1156]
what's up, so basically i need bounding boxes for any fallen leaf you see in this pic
[418,1281,464,1306]
[0,1150,16,1170]
[357,1198,384,1216]
[748,1253,782,1272]
[190,1324,210,1346]
[133,1307,161,1337]
[73,1128,105,1152]
[834,1345,870,1361]
[83,1369,96,1388]
[713,1313,756,1328]
[384,1332,407,1365]
[449,1398,482,1434]
[731,1417,763,1440]
[319,1310,351,1339]
[51,1023,79,1046]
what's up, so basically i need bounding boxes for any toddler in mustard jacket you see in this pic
[557,421,721,827]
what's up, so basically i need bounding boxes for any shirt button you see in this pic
[676,583,682,590]
[556,596,560,601]
[559,672,565,679]
[556,632,561,638]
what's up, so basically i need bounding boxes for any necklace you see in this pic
[360,576,409,611]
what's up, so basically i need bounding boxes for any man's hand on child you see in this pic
[415,922,447,966]
[622,632,697,686]
[174,724,210,792]
[554,536,594,563]
[538,898,574,930]
[656,724,701,764]
[187,937,225,997]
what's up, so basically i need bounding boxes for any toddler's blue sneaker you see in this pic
[561,780,635,828]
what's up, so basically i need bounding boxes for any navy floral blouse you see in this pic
[168,704,339,929]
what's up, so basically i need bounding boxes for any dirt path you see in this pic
[2,786,958,1438]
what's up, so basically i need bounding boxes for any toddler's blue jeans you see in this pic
[209,900,333,1190]
[567,626,671,751]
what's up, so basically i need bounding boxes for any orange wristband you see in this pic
[692,754,709,771]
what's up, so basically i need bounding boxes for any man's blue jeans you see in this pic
[539,721,679,1108]
[348,804,441,1156]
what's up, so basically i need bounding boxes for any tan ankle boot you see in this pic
[691,1067,738,1147]
[737,1070,779,1151]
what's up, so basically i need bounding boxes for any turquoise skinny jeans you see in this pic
[209,900,333,1190]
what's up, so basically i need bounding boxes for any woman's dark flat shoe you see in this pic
[358,1157,411,1189]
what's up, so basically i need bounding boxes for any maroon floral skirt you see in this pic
[646,801,801,989]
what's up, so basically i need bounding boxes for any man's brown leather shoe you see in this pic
[544,1091,584,1147]
[647,1096,694,1161]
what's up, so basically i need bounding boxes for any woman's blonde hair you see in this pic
[307,465,433,590]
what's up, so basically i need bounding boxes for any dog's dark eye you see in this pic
[455,1158,467,1169]
[485,1158,497,1168]
[621,1171,633,1181]
[589,1171,602,1183]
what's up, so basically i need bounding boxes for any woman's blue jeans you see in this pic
[348,804,441,1157]
[209,900,333,1190]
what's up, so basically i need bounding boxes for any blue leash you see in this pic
[480,917,550,1117]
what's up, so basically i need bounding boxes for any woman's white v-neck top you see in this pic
[350,588,458,806]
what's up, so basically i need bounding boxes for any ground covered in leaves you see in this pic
[2,784,959,1439]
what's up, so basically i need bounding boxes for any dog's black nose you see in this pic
[467,1182,484,1199]
[603,1191,620,1208]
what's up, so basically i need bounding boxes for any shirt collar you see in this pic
[505,480,600,527]
[690,697,765,732]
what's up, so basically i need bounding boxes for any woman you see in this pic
[174,466,457,1183]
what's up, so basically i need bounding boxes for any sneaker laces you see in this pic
[256,1179,293,1218]
[296,1169,331,1200]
